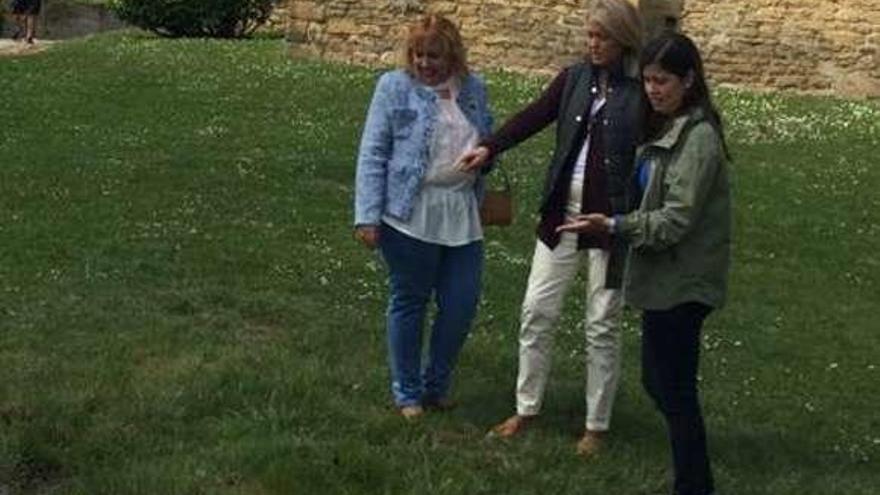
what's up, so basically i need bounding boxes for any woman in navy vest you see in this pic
[459,0,642,456]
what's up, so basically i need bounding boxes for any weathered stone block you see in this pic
[290,1,325,21]
[287,19,311,42]
[282,0,880,96]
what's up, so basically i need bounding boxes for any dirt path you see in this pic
[0,39,56,57]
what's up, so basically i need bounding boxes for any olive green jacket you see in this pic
[619,107,732,310]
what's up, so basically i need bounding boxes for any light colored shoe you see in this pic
[576,430,607,457]
[399,405,424,420]
[487,414,534,438]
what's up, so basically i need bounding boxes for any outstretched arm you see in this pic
[458,68,568,171]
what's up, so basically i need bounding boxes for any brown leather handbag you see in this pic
[479,169,513,227]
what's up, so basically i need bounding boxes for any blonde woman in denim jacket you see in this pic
[354,15,494,419]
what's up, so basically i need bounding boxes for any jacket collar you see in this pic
[588,58,637,87]
[650,106,707,150]
[414,82,434,101]
[411,73,468,101]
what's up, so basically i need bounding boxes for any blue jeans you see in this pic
[641,302,714,495]
[379,224,483,407]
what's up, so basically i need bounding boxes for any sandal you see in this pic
[399,405,424,420]
[575,430,607,458]
[487,414,534,438]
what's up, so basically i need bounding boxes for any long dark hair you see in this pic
[639,32,730,159]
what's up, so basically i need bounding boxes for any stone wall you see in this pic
[682,0,880,97]
[287,0,880,97]
[287,0,589,73]
[262,5,290,35]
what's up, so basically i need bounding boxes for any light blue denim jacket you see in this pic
[354,69,494,226]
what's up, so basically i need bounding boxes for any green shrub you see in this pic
[110,0,278,38]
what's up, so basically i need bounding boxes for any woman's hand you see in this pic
[556,213,612,235]
[456,146,491,172]
[355,225,380,249]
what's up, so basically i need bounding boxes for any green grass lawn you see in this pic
[1,33,878,494]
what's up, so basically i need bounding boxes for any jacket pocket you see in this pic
[391,108,418,138]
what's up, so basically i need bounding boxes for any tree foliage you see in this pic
[111,0,278,38]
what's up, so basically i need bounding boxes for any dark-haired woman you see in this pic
[559,32,731,495]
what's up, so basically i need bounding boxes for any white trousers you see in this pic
[515,178,623,431]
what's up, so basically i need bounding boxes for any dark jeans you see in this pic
[641,302,714,495]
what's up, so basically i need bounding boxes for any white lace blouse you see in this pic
[383,80,482,246]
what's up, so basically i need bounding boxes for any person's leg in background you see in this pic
[25,13,36,43]
[11,13,25,40]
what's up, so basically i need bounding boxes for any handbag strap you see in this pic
[491,166,511,192]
